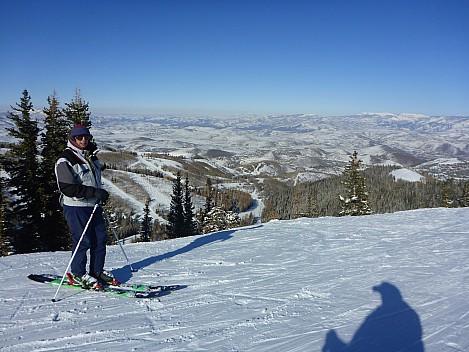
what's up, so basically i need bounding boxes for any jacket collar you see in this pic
[67,140,87,157]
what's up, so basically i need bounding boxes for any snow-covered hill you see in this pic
[390,168,425,182]
[1,111,469,180]
[90,113,469,178]
[1,208,467,351]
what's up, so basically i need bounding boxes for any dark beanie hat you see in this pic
[70,124,91,138]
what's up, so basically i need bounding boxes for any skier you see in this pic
[55,124,115,288]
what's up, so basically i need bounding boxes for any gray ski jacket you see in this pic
[55,140,103,207]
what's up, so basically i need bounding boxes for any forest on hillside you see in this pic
[261,164,469,221]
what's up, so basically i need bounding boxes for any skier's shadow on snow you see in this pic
[322,282,424,352]
[114,227,262,283]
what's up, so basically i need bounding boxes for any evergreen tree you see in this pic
[461,181,469,207]
[139,198,152,242]
[103,203,117,245]
[0,179,12,256]
[199,177,215,232]
[306,190,319,218]
[204,177,214,214]
[2,90,43,253]
[440,179,454,207]
[292,188,303,217]
[63,88,91,127]
[151,220,166,241]
[183,175,197,237]
[167,173,197,238]
[339,151,373,216]
[40,91,70,250]
[201,206,240,234]
[166,171,185,239]
[1,191,16,255]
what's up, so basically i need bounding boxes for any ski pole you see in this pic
[52,203,99,302]
[102,208,137,273]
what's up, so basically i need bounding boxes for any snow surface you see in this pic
[391,168,425,182]
[1,207,468,351]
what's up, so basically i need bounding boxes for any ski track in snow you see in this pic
[0,208,468,351]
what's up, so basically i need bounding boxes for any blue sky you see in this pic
[1,0,468,116]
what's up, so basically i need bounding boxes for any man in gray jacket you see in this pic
[55,124,116,288]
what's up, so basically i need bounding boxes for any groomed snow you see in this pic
[391,168,425,182]
[0,207,468,351]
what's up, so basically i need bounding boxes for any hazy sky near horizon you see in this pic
[1,0,468,116]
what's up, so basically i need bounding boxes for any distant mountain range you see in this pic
[1,111,468,181]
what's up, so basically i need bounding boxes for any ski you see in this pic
[28,274,185,299]
[106,282,183,293]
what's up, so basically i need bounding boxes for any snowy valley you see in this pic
[2,112,469,184]
[85,112,469,182]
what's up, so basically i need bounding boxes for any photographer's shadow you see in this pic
[322,282,424,352]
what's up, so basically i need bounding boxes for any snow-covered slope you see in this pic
[1,208,467,351]
[391,168,425,182]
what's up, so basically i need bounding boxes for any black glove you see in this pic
[94,188,109,204]
[87,141,99,156]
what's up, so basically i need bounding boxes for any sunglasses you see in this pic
[75,135,91,141]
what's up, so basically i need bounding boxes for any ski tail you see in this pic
[28,273,187,299]
[28,274,58,284]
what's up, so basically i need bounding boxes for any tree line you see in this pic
[261,152,469,222]
[161,173,243,241]
[0,89,100,255]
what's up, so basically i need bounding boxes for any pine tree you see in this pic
[166,173,197,239]
[440,179,454,207]
[0,179,12,256]
[103,203,118,245]
[63,88,91,127]
[199,177,241,234]
[461,181,469,207]
[182,175,197,237]
[306,190,319,218]
[339,151,373,216]
[292,188,303,218]
[139,198,152,242]
[201,206,240,234]
[151,220,166,241]
[204,177,214,214]
[40,91,70,250]
[2,90,43,253]
[166,171,185,239]
[199,177,215,231]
